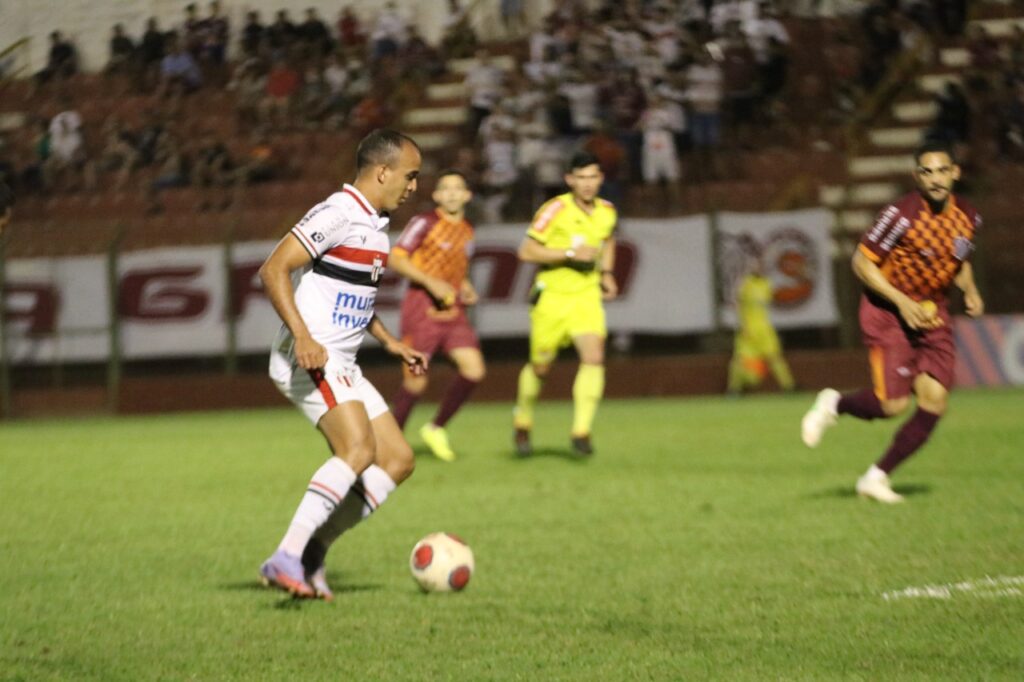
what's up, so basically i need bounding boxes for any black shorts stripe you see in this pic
[313,259,380,288]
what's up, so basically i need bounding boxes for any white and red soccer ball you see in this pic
[409,532,474,593]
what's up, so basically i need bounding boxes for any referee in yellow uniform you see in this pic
[513,152,618,456]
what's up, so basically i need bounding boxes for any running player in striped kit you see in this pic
[258,130,428,598]
[801,141,984,503]
[389,169,485,462]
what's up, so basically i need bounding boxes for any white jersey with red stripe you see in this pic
[279,184,391,365]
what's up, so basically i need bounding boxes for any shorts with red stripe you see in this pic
[270,344,387,425]
[858,293,956,400]
[400,287,480,359]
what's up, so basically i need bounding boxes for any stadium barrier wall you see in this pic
[1,211,839,365]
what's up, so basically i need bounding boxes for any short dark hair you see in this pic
[914,140,956,165]
[567,151,600,173]
[436,168,470,189]
[355,129,419,174]
[0,182,15,214]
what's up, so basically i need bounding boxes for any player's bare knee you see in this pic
[532,362,551,378]
[380,441,415,483]
[881,397,910,417]
[403,374,429,395]
[460,363,486,383]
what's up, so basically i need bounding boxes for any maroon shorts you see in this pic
[400,287,480,359]
[858,293,955,399]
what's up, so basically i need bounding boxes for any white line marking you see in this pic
[882,575,1024,601]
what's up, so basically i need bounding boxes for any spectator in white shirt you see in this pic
[465,49,505,137]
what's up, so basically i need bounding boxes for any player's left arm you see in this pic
[954,261,984,317]
[459,278,479,306]
[366,314,428,375]
[600,237,618,301]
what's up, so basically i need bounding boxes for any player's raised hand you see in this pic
[600,271,619,301]
[459,279,479,306]
[426,277,458,309]
[570,244,600,263]
[386,339,429,376]
[964,288,984,317]
[294,335,329,369]
[898,299,942,330]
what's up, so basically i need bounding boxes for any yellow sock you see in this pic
[768,355,795,391]
[572,364,604,437]
[514,364,542,429]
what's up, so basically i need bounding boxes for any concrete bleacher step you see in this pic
[868,126,925,149]
[446,54,517,75]
[838,209,873,233]
[892,100,938,124]
[410,131,457,151]
[819,182,902,208]
[940,47,971,68]
[917,73,963,95]
[427,82,466,101]
[970,17,1024,37]
[849,154,916,178]
[402,106,467,127]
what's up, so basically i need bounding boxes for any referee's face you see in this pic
[565,164,603,205]
[380,142,422,212]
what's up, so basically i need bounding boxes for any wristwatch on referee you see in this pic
[564,248,576,261]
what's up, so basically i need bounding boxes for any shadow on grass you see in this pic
[511,446,592,463]
[805,482,933,500]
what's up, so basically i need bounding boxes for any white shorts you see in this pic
[642,145,680,183]
[269,347,388,426]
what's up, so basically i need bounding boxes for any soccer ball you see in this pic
[409,532,474,593]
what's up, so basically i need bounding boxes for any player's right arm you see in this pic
[389,248,458,308]
[517,236,599,265]
[852,249,939,331]
[259,235,328,369]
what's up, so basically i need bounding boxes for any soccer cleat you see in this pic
[570,435,594,457]
[855,471,904,504]
[801,388,840,447]
[259,550,315,598]
[420,423,456,462]
[308,565,334,602]
[513,428,532,457]
[301,539,334,602]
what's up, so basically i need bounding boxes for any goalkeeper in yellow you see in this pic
[727,254,795,394]
[513,152,619,457]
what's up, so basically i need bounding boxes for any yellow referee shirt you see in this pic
[526,193,617,294]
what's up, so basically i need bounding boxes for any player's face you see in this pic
[913,152,960,205]
[432,174,471,215]
[380,142,422,212]
[565,164,604,204]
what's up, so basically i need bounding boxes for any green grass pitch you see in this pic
[2,389,1022,680]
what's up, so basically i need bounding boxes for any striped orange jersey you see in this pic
[859,192,981,302]
[392,209,475,289]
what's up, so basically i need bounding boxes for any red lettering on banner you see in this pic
[4,284,60,334]
[230,262,264,318]
[120,267,208,320]
[471,247,528,300]
[611,241,638,296]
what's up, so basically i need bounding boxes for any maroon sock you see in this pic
[876,408,940,474]
[391,387,420,429]
[837,388,887,420]
[433,375,479,428]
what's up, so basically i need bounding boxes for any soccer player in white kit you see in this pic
[258,129,428,599]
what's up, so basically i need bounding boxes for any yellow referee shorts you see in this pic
[529,288,606,364]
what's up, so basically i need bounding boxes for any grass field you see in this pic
[2,389,1022,680]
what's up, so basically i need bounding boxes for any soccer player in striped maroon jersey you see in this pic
[802,141,984,503]
[389,170,485,462]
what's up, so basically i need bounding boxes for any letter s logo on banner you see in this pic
[120,267,209,320]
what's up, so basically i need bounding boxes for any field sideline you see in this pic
[2,389,1022,680]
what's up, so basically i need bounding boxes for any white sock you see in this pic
[313,464,397,550]
[865,464,888,481]
[278,457,357,557]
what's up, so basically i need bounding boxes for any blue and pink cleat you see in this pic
[259,550,315,598]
